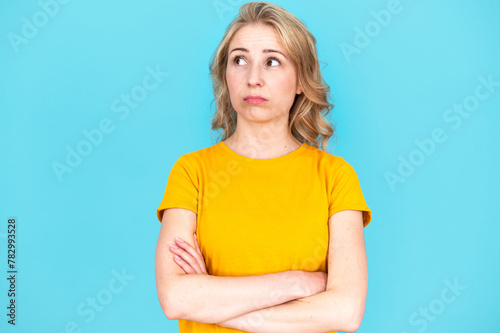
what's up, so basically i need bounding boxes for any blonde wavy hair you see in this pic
[209,1,336,151]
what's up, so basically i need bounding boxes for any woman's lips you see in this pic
[244,97,267,104]
[245,99,266,104]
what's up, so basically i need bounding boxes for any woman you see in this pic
[155,2,372,332]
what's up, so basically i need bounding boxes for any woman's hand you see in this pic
[169,233,208,275]
[299,271,328,296]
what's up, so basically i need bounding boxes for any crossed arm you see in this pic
[159,209,368,333]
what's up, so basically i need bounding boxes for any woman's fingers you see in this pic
[168,244,191,274]
[193,234,208,274]
[173,254,195,274]
[168,234,209,275]
[170,244,201,274]
[172,233,207,274]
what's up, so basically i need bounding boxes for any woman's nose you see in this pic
[247,63,264,86]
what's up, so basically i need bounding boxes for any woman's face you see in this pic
[226,23,302,124]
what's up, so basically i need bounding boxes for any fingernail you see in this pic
[175,237,184,243]
[170,243,179,249]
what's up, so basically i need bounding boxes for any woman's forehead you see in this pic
[229,25,285,53]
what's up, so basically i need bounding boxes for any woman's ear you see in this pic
[297,85,303,95]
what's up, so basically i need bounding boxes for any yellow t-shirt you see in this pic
[156,140,372,333]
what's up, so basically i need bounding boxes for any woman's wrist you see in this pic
[275,270,309,301]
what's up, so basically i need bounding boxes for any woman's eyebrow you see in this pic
[229,47,287,59]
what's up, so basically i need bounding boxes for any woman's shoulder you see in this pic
[302,142,347,165]
[173,142,225,168]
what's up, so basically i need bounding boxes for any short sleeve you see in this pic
[156,154,199,223]
[329,157,372,228]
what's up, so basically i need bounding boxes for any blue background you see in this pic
[1,0,499,332]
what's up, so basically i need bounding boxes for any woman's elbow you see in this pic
[343,321,361,333]
[342,303,365,333]
[157,285,183,320]
[161,302,181,321]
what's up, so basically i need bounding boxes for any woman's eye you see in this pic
[267,58,280,67]
[232,56,281,67]
[233,56,246,65]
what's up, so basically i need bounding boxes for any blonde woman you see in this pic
[155,2,372,332]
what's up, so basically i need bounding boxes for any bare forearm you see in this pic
[164,270,306,323]
[217,289,359,333]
